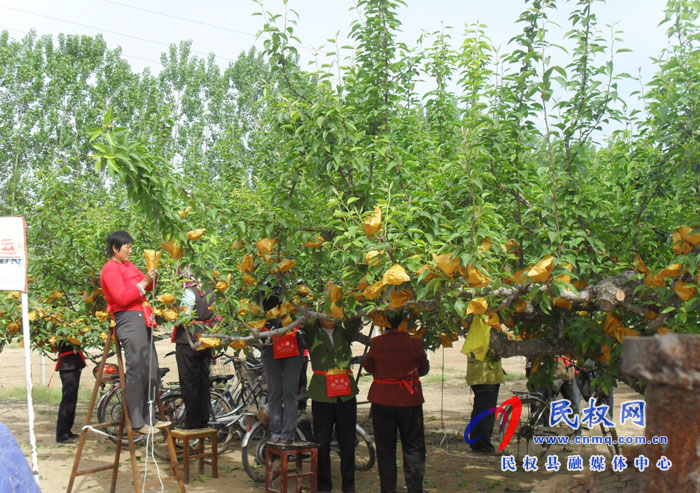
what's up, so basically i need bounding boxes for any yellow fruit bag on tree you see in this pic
[527,254,554,282]
[382,264,410,285]
[143,250,161,270]
[256,237,276,255]
[187,229,205,241]
[364,206,382,237]
[160,239,183,260]
[433,253,460,278]
[460,315,491,361]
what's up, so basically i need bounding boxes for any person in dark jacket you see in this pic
[173,266,217,429]
[305,315,362,493]
[362,311,429,493]
[55,342,86,443]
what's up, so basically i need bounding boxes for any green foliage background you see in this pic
[0,1,698,382]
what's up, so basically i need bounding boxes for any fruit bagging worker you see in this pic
[260,288,306,445]
[304,315,362,493]
[465,349,505,453]
[99,230,169,433]
[55,342,86,443]
[362,310,429,493]
[172,265,218,429]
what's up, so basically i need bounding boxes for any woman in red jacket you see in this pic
[99,230,168,434]
[362,311,430,493]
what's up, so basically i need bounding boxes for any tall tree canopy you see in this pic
[0,0,698,390]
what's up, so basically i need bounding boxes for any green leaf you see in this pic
[454,299,467,317]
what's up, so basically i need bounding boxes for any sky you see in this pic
[0,0,672,132]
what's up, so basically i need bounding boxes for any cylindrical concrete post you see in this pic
[621,334,700,493]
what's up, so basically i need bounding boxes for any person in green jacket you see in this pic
[304,316,362,493]
[466,348,505,454]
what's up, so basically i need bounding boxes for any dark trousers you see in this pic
[469,384,500,452]
[298,356,309,411]
[176,343,212,429]
[371,403,426,493]
[312,398,356,493]
[56,369,81,440]
[263,354,304,440]
[115,311,160,429]
[560,379,582,415]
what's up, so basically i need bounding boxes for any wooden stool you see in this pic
[169,428,218,484]
[265,442,318,493]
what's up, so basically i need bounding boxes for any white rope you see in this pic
[81,424,116,439]
[142,423,164,493]
[141,214,165,492]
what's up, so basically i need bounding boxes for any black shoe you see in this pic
[56,435,77,443]
[470,445,496,454]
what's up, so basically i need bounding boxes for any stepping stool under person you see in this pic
[265,442,319,493]
[169,428,218,484]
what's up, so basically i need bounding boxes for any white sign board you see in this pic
[0,216,28,292]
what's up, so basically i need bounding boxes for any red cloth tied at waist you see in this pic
[372,377,420,394]
[55,350,86,371]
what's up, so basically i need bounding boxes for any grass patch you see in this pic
[421,370,464,386]
[0,386,93,405]
[504,372,526,382]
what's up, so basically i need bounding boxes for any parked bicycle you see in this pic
[240,354,376,483]
[241,410,376,483]
[495,362,620,459]
[158,352,266,453]
[95,364,174,449]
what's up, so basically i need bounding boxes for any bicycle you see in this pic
[159,352,266,453]
[495,365,621,460]
[94,348,193,462]
[95,365,173,444]
[493,387,575,460]
[241,410,376,483]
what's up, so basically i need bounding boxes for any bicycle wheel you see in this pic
[96,386,145,445]
[209,390,239,453]
[160,389,186,427]
[513,396,570,460]
[232,379,266,411]
[152,390,186,461]
[354,424,376,471]
[241,421,270,483]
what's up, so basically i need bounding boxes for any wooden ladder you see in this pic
[66,331,185,492]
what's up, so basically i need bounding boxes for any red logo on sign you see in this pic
[0,239,18,257]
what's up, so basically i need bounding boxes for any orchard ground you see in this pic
[1,328,646,492]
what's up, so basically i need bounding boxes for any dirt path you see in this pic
[1,337,644,492]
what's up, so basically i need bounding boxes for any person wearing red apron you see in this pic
[55,342,86,443]
[362,311,429,493]
[100,230,168,434]
[305,316,363,493]
[260,291,305,444]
